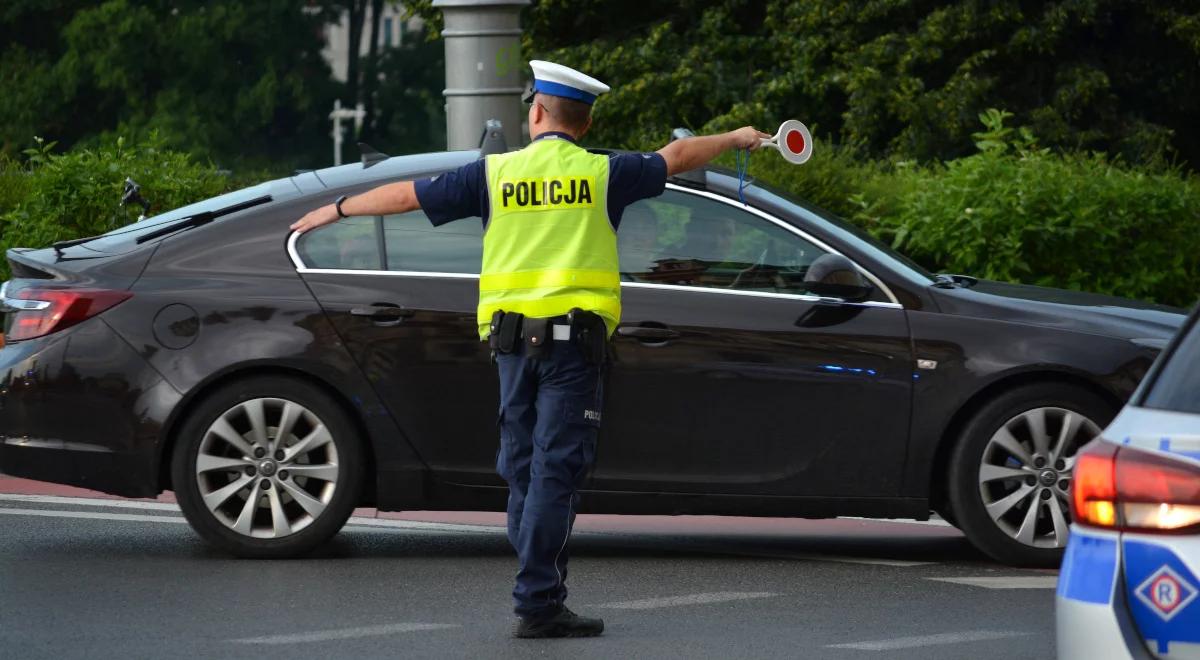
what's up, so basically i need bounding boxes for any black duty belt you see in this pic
[489,309,608,364]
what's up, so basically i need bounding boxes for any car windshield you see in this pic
[1142,307,1200,415]
[69,181,275,254]
[741,178,938,283]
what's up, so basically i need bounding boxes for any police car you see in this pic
[1058,304,1200,658]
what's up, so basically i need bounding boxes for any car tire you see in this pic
[171,376,364,559]
[948,382,1112,566]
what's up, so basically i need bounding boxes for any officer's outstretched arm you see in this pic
[656,126,770,177]
[290,181,420,234]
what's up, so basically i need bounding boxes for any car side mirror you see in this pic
[803,254,873,302]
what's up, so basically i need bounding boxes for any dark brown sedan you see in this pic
[0,149,1185,565]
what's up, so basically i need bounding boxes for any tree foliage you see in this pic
[0,0,339,171]
[409,0,1200,165]
[750,110,1200,308]
[0,1,448,171]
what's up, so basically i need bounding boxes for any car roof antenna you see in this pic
[479,119,507,156]
[358,142,389,169]
[668,127,706,187]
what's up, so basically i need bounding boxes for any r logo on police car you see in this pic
[1135,565,1198,621]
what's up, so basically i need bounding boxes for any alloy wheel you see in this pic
[194,398,339,539]
[977,406,1101,549]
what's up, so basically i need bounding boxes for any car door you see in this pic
[591,186,914,497]
[292,209,503,486]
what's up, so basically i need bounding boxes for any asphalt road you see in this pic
[0,493,1059,660]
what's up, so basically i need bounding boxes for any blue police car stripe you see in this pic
[1124,539,1200,655]
[533,80,597,105]
[1058,531,1118,605]
[1160,437,1200,461]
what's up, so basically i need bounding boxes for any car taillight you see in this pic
[4,287,132,341]
[1072,439,1200,533]
[1073,440,1119,528]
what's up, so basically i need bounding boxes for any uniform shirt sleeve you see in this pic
[413,159,489,227]
[606,152,668,230]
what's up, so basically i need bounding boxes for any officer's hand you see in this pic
[290,205,340,235]
[730,126,772,151]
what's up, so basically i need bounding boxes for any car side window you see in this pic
[1143,316,1200,415]
[294,210,483,274]
[619,189,830,294]
[295,215,383,270]
[382,211,482,274]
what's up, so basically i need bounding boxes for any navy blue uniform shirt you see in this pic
[414,132,668,228]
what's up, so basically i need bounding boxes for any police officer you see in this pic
[292,60,769,638]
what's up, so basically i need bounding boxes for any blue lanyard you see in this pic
[735,148,751,205]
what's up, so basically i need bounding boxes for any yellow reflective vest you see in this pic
[477,137,621,339]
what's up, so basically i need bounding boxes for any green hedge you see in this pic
[0,135,240,280]
[748,110,1200,308]
[3,117,1198,309]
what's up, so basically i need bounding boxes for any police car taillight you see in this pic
[2,286,132,342]
[1072,440,1119,528]
[1072,439,1200,533]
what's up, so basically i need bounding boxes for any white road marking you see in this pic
[839,516,955,528]
[0,506,504,540]
[781,553,932,567]
[344,517,503,534]
[0,493,179,511]
[0,506,934,569]
[688,544,933,567]
[0,508,188,524]
[0,494,501,534]
[827,630,1031,651]
[230,623,460,644]
[927,576,1058,589]
[598,592,780,610]
[0,494,948,544]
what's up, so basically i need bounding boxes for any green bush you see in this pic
[0,135,238,280]
[716,136,884,221]
[752,111,1200,308]
[0,155,32,221]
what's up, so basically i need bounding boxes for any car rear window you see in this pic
[72,182,276,254]
[1143,310,1200,414]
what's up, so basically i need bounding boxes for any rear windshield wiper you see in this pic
[134,195,272,244]
[51,195,272,255]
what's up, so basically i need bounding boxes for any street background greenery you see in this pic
[1,0,1198,307]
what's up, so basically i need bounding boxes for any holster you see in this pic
[568,307,610,366]
[488,310,524,354]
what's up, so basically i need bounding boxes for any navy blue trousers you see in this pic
[495,339,603,618]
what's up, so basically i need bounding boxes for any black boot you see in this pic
[514,607,605,638]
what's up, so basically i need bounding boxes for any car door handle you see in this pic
[617,326,680,340]
[349,305,414,323]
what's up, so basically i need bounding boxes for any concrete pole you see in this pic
[432,0,529,151]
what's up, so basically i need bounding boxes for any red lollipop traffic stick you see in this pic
[758,120,813,165]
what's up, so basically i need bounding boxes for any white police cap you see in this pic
[526,60,610,106]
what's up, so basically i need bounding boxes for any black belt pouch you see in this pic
[568,308,608,365]
[523,317,550,360]
[488,310,505,352]
[497,311,523,353]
